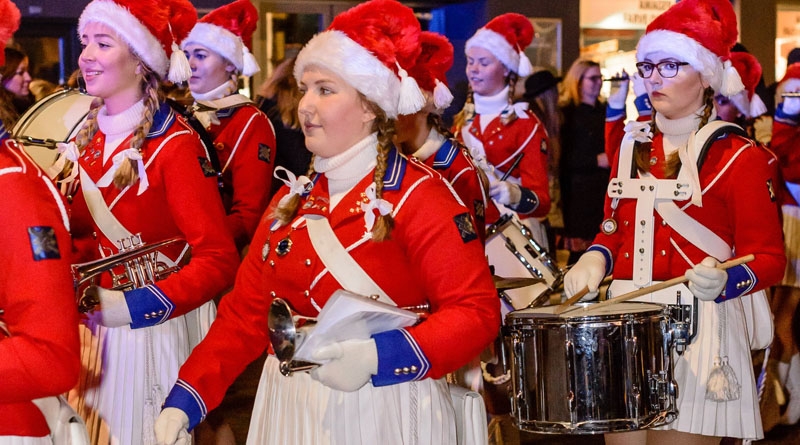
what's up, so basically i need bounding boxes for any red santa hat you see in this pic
[465,13,534,77]
[636,0,744,97]
[181,0,260,77]
[408,31,454,111]
[0,0,20,67]
[728,52,766,118]
[78,0,196,83]
[294,0,425,119]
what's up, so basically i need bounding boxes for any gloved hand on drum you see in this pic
[84,286,133,328]
[154,407,190,445]
[489,180,522,207]
[685,257,727,301]
[310,338,378,392]
[606,70,630,110]
[563,250,606,301]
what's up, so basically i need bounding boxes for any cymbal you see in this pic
[493,276,546,290]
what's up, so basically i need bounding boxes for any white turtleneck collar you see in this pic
[474,86,509,132]
[97,100,145,164]
[655,105,717,157]
[192,79,237,102]
[314,133,379,209]
[412,127,446,162]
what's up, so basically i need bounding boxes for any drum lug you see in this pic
[667,303,693,355]
[648,370,671,410]
[564,339,577,423]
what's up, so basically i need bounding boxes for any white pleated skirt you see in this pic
[0,437,50,445]
[246,355,457,445]
[68,301,216,445]
[780,204,800,287]
[656,298,761,439]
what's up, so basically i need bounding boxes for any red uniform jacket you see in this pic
[162,148,501,429]
[456,109,551,224]
[0,140,79,437]
[770,105,800,207]
[69,104,239,328]
[205,104,276,250]
[589,129,785,302]
[421,138,488,242]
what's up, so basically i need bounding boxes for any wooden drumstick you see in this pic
[553,286,590,315]
[582,254,754,313]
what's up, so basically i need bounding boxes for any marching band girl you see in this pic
[395,31,488,241]
[154,1,499,443]
[564,0,785,443]
[0,1,80,441]
[62,0,239,443]
[181,0,276,252]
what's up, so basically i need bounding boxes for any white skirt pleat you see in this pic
[0,436,50,445]
[780,204,800,287]
[247,355,457,445]
[656,298,762,440]
[68,301,215,445]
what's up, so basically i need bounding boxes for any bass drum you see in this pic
[12,89,94,171]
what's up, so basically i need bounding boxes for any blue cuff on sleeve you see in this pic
[634,94,652,116]
[606,105,626,122]
[512,187,539,215]
[775,103,800,126]
[717,264,758,303]
[124,284,175,329]
[162,379,207,431]
[371,329,431,387]
[587,244,614,276]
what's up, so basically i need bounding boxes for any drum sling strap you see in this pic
[303,213,488,445]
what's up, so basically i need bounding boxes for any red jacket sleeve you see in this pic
[771,119,800,183]
[224,110,276,250]
[0,172,79,403]
[518,115,551,217]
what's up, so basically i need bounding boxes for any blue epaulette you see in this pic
[432,139,458,170]
[146,103,176,139]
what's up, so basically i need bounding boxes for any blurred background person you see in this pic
[557,58,609,264]
[0,47,32,139]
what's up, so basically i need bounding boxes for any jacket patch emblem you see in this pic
[767,178,776,202]
[197,157,217,178]
[28,226,61,261]
[453,212,478,243]
[258,143,272,163]
[473,199,485,221]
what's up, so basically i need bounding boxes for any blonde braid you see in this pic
[370,110,396,242]
[272,155,316,225]
[56,96,104,181]
[112,71,159,189]
[453,88,475,136]
[501,72,519,125]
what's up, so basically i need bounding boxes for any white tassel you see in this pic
[168,42,192,84]
[433,79,454,110]
[395,62,426,115]
[749,94,768,119]
[705,356,741,402]
[719,59,745,98]
[517,51,534,77]
[242,48,260,77]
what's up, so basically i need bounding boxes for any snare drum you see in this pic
[505,302,677,434]
[12,89,94,170]
[487,214,562,308]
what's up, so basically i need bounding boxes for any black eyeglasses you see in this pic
[635,61,690,79]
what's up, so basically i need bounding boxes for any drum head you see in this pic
[12,89,95,169]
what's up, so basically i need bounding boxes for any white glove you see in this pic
[785,96,800,116]
[685,257,727,302]
[310,338,378,392]
[489,180,522,206]
[154,407,190,445]
[606,71,630,109]
[632,72,647,97]
[564,250,607,299]
[85,286,133,327]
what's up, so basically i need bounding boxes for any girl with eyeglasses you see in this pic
[564,0,785,443]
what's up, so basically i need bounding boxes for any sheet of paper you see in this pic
[294,290,419,362]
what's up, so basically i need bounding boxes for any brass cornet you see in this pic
[71,234,185,313]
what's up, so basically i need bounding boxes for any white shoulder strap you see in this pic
[304,214,395,305]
